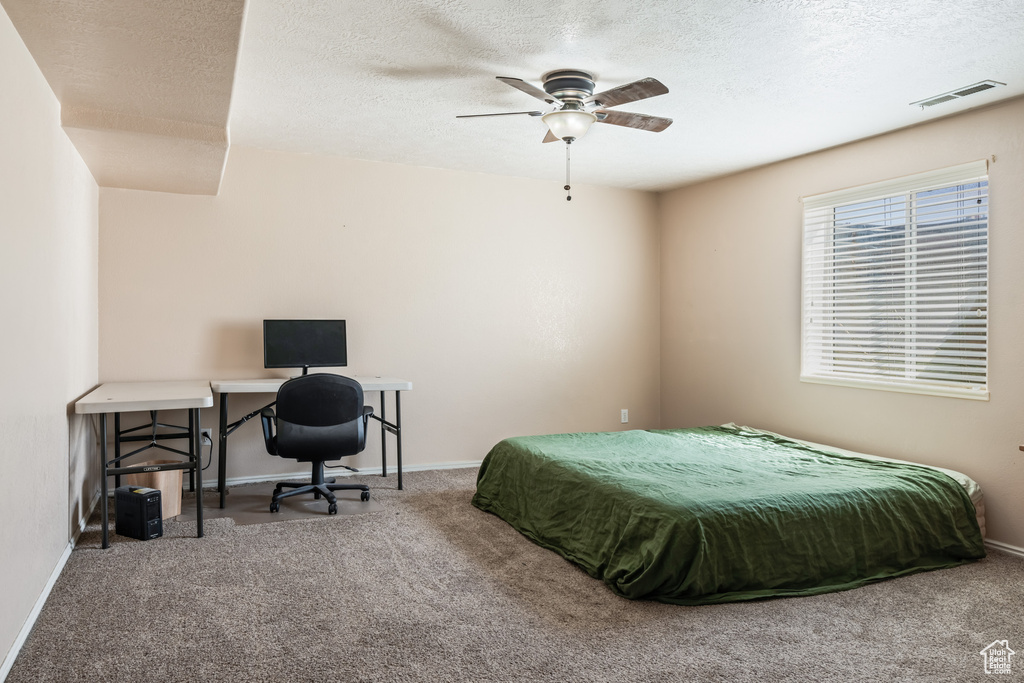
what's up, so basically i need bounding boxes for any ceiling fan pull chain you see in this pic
[564,139,572,201]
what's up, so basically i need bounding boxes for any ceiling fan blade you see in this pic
[456,111,543,118]
[542,129,559,143]
[586,77,668,109]
[596,110,673,132]
[497,76,561,105]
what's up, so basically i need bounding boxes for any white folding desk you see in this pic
[75,380,213,548]
[210,376,412,508]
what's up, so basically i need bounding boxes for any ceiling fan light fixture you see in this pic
[542,109,597,141]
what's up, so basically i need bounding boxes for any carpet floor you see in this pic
[174,481,385,525]
[8,468,1023,682]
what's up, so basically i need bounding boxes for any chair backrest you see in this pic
[274,374,367,462]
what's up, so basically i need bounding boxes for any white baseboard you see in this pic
[985,539,1024,559]
[208,459,483,489]
[1,489,102,681]
[101,459,484,496]
[0,543,73,682]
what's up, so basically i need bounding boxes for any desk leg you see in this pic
[380,390,387,478]
[396,391,403,491]
[113,413,123,489]
[113,413,121,489]
[187,410,195,492]
[218,393,228,508]
[100,413,110,549]
[194,407,204,538]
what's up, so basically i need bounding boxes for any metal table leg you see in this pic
[396,391,403,491]
[218,393,228,508]
[194,407,204,537]
[101,413,110,549]
[187,409,195,492]
[113,412,121,489]
[380,390,387,477]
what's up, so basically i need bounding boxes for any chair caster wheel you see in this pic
[360,490,370,502]
[328,503,338,515]
[270,501,280,513]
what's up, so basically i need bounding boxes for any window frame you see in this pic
[800,160,989,401]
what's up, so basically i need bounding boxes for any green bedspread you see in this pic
[471,425,985,605]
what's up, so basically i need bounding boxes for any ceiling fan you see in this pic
[457,69,673,144]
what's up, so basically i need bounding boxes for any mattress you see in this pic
[727,424,986,538]
[472,425,986,605]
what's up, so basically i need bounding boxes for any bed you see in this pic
[471,424,985,605]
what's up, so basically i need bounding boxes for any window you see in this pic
[801,161,989,400]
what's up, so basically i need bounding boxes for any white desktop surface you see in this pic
[211,376,412,393]
[75,380,214,414]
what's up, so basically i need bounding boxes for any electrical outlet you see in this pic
[201,428,213,445]
[621,409,629,424]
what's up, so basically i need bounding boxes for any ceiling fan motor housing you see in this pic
[542,70,595,103]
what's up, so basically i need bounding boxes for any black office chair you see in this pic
[260,373,373,514]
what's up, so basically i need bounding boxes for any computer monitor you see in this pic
[263,319,347,375]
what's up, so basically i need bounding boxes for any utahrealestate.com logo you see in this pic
[980,640,1015,675]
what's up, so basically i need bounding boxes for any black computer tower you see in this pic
[115,486,163,540]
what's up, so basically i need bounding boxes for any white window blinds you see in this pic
[801,160,989,400]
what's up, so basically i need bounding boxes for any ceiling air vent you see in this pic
[910,80,1005,108]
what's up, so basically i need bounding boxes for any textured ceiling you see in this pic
[228,0,1024,191]
[2,0,244,194]
[6,0,1024,194]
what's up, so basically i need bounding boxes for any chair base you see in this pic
[270,463,369,514]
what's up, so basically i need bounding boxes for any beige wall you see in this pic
[0,5,98,668]
[659,97,1024,548]
[99,146,661,480]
